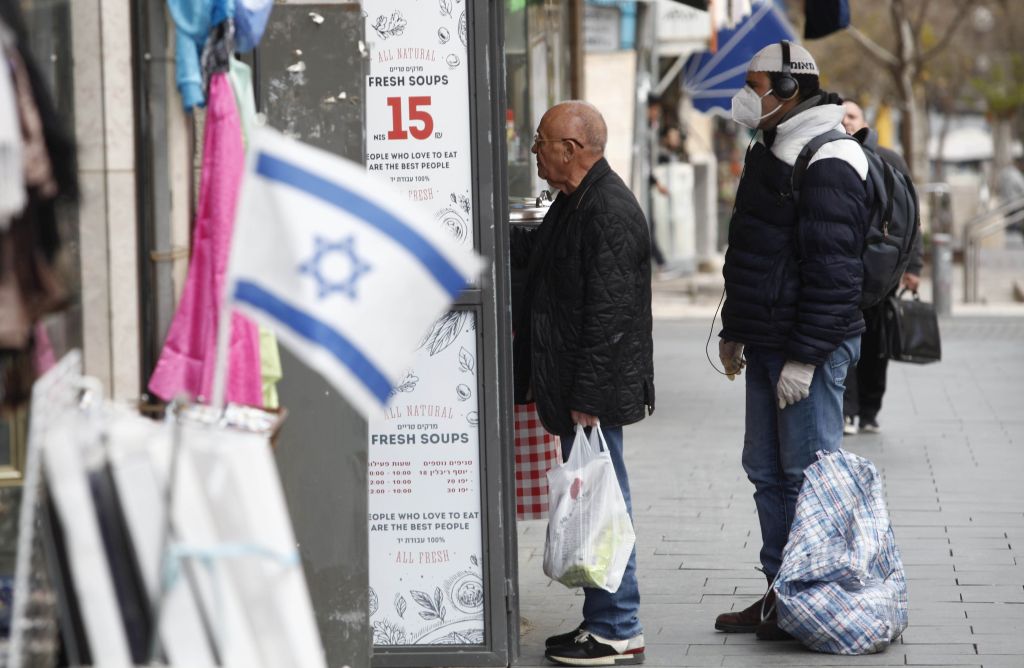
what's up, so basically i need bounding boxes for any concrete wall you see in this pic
[583,50,636,181]
[71,0,141,400]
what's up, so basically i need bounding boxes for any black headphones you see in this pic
[772,40,800,101]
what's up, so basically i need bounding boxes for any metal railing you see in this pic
[963,197,1024,302]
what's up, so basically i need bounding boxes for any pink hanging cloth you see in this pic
[148,72,263,406]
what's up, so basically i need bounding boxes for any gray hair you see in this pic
[552,100,607,154]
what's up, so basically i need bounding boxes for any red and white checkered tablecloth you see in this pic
[514,402,561,520]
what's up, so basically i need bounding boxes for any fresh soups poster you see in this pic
[364,0,473,249]
[364,0,483,647]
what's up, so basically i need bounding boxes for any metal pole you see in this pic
[961,226,972,303]
[932,233,953,316]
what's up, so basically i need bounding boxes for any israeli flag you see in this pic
[225,127,485,418]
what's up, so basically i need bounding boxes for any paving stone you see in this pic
[970,620,1024,634]
[899,625,978,644]
[975,636,1024,654]
[513,318,1024,666]
[961,603,1024,620]
[959,586,1024,603]
[903,657,983,667]
[906,564,960,578]
[718,650,909,665]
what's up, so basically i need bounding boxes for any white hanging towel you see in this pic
[0,26,26,230]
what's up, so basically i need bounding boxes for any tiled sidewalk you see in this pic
[515,318,1024,668]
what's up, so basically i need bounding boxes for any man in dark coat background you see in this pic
[511,100,654,667]
[840,100,925,435]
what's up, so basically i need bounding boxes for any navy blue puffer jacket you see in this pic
[721,103,870,365]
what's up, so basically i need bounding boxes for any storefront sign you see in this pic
[364,0,474,248]
[363,0,483,647]
[366,312,484,646]
[584,5,621,53]
[656,0,711,56]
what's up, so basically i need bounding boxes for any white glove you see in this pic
[776,360,815,409]
[718,340,745,381]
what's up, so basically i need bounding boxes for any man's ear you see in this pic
[561,142,575,163]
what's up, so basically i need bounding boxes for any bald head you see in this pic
[547,100,607,155]
[533,101,608,194]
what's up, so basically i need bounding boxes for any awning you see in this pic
[682,0,796,116]
[928,126,1024,163]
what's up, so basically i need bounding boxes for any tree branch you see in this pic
[919,1,974,63]
[845,25,900,68]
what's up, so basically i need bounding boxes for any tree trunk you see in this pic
[992,116,1014,179]
[891,0,926,181]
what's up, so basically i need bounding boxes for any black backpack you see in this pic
[791,129,920,309]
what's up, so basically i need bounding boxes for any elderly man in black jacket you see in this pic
[511,100,654,667]
[714,42,868,640]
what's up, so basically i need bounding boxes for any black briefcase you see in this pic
[882,290,942,364]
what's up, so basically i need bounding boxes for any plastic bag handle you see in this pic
[564,423,598,470]
[587,423,611,456]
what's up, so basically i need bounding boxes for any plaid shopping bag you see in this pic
[775,449,908,655]
[514,403,560,520]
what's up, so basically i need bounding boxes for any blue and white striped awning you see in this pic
[682,0,796,116]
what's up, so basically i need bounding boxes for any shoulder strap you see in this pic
[879,159,896,235]
[791,129,854,201]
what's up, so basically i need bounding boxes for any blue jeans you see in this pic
[558,425,641,640]
[742,336,861,580]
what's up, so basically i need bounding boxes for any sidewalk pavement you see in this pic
[515,316,1024,667]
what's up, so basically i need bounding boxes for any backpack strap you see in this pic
[879,159,896,236]
[791,129,854,201]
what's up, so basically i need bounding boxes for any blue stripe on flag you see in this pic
[234,280,392,404]
[255,152,467,298]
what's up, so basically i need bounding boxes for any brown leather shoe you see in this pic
[714,590,776,633]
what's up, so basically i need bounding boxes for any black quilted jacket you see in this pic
[511,159,655,437]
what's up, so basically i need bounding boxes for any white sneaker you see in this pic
[860,418,881,434]
[843,416,858,436]
[545,630,645,665]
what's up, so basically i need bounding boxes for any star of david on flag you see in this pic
[225,126,486,418]
[299,235,373,300]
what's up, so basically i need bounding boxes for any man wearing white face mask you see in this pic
[714,41,869,641]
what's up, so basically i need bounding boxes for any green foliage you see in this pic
[970,54,1024,118]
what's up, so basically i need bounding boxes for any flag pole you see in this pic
[210,299,232,409]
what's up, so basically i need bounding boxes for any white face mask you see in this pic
[731,85,783,129]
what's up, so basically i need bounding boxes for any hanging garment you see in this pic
[234,0,273,53]
[228,56,257,147]
[148,72,263,407]
[1,7,77,204]
[258,326,281,409]
[0,232,30,348]
[0,213,66,350]
[200,18,233,93]
[33,321,55,373]
[9,47,56,198]
[0,31,25,229]
[166,0,232,110]
[227,58,282,408]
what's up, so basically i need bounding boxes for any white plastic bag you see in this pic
[542,425,636,593]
